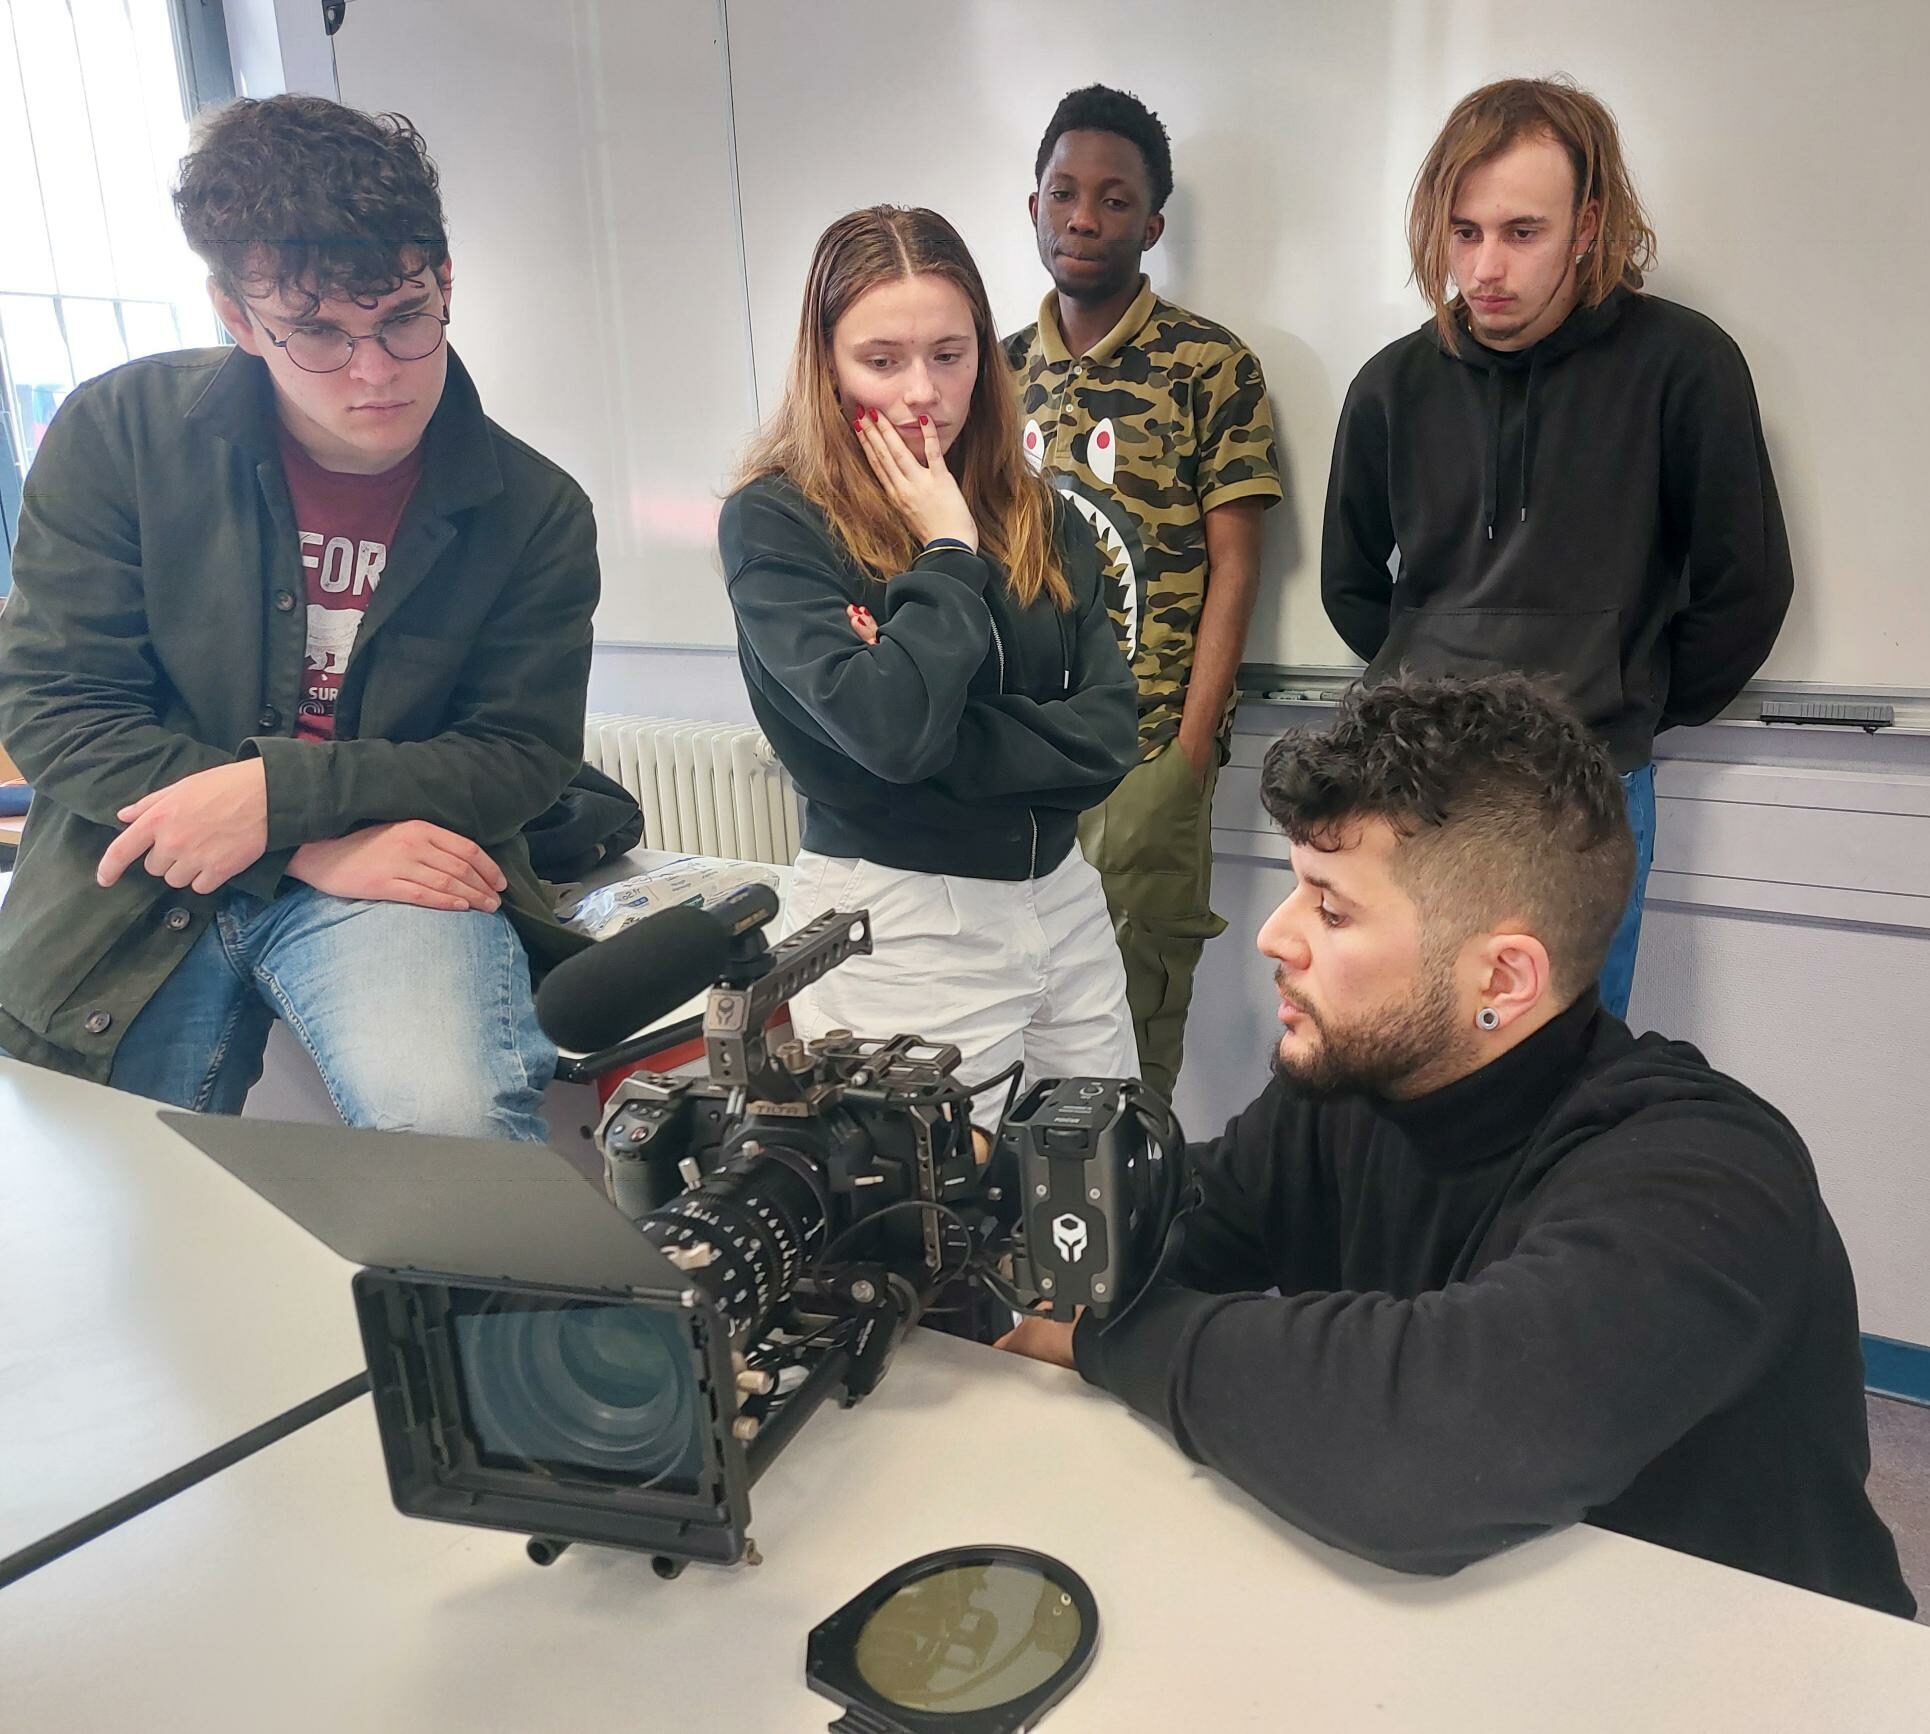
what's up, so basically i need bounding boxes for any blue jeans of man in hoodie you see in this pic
[1600,765,1656,1021]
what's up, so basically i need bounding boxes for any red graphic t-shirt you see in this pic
[278,431,425,741]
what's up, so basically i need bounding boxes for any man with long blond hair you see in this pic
[1321,77,1792,1018]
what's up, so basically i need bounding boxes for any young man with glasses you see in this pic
[0,95,598,1137]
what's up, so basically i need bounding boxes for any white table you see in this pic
[0,850,791,1576]
[0,1061,364,1573]
[3,1329,1925,1732]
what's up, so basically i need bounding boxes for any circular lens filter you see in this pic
[806,1546,1098,1734]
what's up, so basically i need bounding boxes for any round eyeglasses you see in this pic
[249,307,451,374]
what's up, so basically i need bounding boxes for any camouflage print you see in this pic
[1008,280,1278,1094]
[1004,278,1283,759]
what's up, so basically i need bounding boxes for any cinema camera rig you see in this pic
[214,889,1193,1577]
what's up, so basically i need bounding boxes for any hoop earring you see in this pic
[1477,1007,1501,1032]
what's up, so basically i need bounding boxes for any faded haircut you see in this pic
[1261,673,1635,998]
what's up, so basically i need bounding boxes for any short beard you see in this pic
[1462,246,1582,348]
[1271,955,1467,1100]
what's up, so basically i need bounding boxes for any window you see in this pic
[0,0,234,594]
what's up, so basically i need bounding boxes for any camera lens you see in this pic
[555,1303,672,1408]
[454,1293,702,1491]
[642,1143,830,1342]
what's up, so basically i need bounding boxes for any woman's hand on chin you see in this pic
[854,408,979,552]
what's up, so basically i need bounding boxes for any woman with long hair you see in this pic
[719,205,1139,1110]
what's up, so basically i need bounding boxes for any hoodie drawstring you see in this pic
[1482,369,1502,541]
[1450,286,1624,551]
[1482,352,1544,547]
[1519,351,1542,527]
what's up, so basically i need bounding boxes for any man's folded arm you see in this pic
[1076,1115,1808,1573]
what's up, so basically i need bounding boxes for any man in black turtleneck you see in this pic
[1320,78,1793,1021]
[999,674,1913,1619]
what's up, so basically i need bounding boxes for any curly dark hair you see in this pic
[1260,674,1635,996]
[173,95,448,313]
[1034,84,1174,213]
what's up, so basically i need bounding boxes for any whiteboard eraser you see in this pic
[1758,699,1894,732]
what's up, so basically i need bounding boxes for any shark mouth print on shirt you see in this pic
[1023,416,1147,661]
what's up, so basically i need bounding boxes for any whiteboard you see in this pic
[340,0,1930,684]
[726,0,1930,687]
[336,0,755,648]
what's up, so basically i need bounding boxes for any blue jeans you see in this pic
[105,885,556,1140]
[1598,764,1656,1021]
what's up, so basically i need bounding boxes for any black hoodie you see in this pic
[718,474,1137,880]
[1322,291,1793,770]
[1073,993,1915,1618]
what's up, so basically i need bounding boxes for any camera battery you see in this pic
[1000,1078,1139,1315]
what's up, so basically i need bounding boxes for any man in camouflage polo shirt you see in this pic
[1006,84,1282,1100]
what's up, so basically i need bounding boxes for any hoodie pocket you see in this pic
[1368,605,1624,729]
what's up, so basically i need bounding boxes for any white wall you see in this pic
[326,0,1930,686]
[331,0,755,648]
[1631,907,1930,1346]
[223,0,338,101]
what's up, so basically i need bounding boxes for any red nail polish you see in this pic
[918,415,930,425]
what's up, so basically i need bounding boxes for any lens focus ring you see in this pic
[641,1149,826,1341]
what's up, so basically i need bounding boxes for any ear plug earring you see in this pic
[1477,1007,1501,1031]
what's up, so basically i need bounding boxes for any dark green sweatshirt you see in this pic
[0,347,597,1079]
[718,474,1136,881]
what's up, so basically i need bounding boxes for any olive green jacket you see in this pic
[0,346,597,1080]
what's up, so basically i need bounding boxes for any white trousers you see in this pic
[782,844,1139,1115]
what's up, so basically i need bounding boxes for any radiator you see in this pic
[584,714,802,866]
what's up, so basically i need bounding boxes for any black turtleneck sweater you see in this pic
[1321,290,1794,772]
[1073,994,1915,1617]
